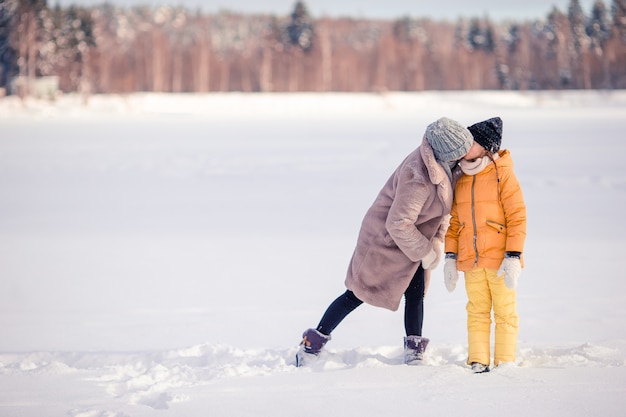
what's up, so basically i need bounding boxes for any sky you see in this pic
[51,0,599,21]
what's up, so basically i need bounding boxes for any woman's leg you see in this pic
[315,290,363,335]
[297,290,363,365]
[404,265,425,336]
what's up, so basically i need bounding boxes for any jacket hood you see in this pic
[491,149,513,171]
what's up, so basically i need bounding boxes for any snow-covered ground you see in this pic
[1,91,625,416]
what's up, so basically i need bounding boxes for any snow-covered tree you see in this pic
[588,0,611,53]
[569,0,589,54]
[611,0,626,38]
[467,18,496,52]
[287,1,313,51]
[0,0,18,90]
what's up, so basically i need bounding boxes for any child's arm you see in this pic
[500,169,527,255]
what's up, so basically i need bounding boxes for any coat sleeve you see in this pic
[500,168,526,253]
[445,197,460,254]
[434,214,450,242]
[384,166,433,263]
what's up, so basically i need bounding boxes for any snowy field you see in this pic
[1,91,625,416]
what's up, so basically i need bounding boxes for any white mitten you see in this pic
[420,246,436,270]
[443,257,459,292]
[497,256,522,290]
[421,239,444,270]
[431,238,444,269]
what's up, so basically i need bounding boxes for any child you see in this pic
[443,117,527,373]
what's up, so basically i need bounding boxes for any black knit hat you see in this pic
[467,117,503,153]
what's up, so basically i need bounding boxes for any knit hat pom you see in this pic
[425,117,473,162]
[467,117,503,153]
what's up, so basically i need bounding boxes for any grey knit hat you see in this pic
[425,117,473,162]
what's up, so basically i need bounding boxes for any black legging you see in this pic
[315,265,425,337]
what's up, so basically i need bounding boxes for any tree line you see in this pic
[1,0,625,96]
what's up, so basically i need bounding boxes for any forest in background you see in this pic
[1,0,626,96]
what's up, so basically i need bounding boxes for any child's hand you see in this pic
[443,256,459,292]
[497,254,522,289]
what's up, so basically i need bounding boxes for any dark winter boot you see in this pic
[404,335,430,364]
[471,362,490,373]
[296,328,331,367]
[300,328,331,354]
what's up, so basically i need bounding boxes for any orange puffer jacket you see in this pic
[445,150,526,272]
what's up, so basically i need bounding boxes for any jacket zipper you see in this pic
[471,175,478,266]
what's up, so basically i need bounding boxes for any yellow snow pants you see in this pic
[464,267,519,366]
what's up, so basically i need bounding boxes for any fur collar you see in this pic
[419,135,456,211]
[419,135,447,185]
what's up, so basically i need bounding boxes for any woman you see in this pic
[297,117,474,366]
